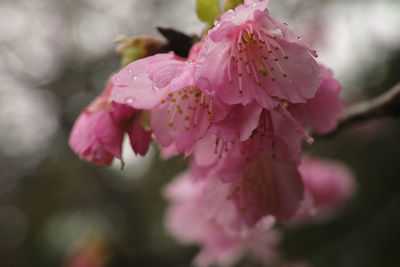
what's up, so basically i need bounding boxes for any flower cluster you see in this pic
[164,156,355,266]
[69,0,355,265]
[69,80,151,167]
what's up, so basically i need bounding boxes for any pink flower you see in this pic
[192,135,304,225]
[111,52,231,154]
[289,64,343,134]
[195,0,321,109]
[69,80,151,166]
[164,171,280,266]
[69,109,123,166]
[293,157,356,222]
[194,105,311,171]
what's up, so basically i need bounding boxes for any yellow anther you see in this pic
[260,69,268,76]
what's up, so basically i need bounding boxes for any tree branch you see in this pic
[317,81,400,137]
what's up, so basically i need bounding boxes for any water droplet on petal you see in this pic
[152,85,160,91]
[132,75,139,81]
[125,97,134,104]
[128,68,133,73]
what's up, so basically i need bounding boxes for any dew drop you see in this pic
[132,75,139,81]
[128,68,133,73]
[152,85,160,91]
[125,97,135,104]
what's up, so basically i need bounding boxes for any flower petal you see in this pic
[111,54,172,109]
[127,117,152,156]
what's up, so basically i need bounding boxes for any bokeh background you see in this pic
[0,0,400,266]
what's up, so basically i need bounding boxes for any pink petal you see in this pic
[93,110,124,159]
[127,117,152,156]
[209,102,263,142]
[111,54,172,109]
[298,157,356,217]
[151,87,224,155]
[195,39,231,94]
[228,156,304,225]
[269,108,309,163]
[290,64,343,134]
[69,110,123,166]
[146,53,190,88]
[110,101,136,125]
[151,96,210,153]
[264,40,321,103]
[193,134,220,168]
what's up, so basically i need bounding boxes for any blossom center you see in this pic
[160,87,212,131]
[228,26,289,94]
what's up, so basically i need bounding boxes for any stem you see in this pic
[317,81,400,137]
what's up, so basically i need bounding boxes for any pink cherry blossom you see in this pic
[69,80,151,166]
[164,171,280,267]
[226,155,304,224]
[111,52,231,154]
[293,157,356,222]
[69,109,124,166]
[289,64,343,134]
[192,134,304,225]
[195,0,321,109]
[193,105,311,171]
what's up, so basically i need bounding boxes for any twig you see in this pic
[317,81,400,137]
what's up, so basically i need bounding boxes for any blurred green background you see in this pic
[0,0,399,266]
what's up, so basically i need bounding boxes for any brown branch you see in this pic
[317,81,400,138]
